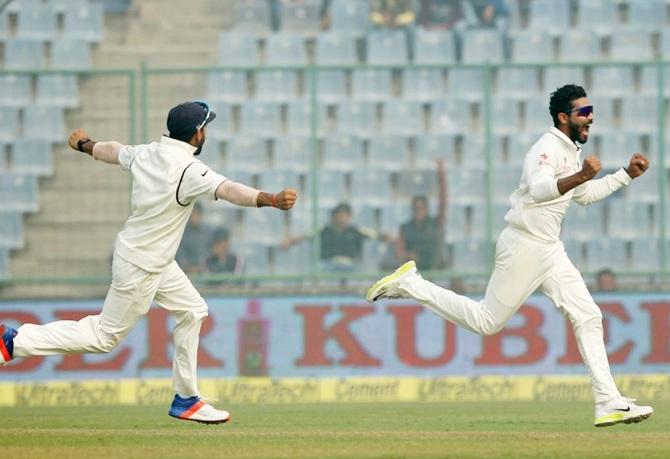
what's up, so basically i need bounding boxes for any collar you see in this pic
[549,127,581,153]
[160,135,198,157]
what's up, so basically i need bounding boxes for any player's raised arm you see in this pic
[68,129,124,165]
[215,179,298,211]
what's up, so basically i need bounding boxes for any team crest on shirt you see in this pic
[538,153,549,166]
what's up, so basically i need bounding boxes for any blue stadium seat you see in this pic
[352,69,393,101]
[368,136,411,171]
[562,203,606,241]
[563,239,586,268]
[51,39,92,69]
[445,203,468,243]
[629,238,661,271]
[413,28,456,64]
[315,33,357,64]
[447,68,484,101]
[321,135,364,172]
[335,102,377,137]
[99,0,133,14]
[524,97,552,134]
[366,29,408,65]
[448,168,487,204]
[207,71,248,104]
[469,203,509,240]
[585,238,627,272]
[315,70,347,103]
[5,39,45,70]
[10,138,53,176]
[351,169,392,207]
[286,100,327,137]
[0,75,31,108]
[351,204,377,230]
[240,208,285,244]
[529,0,571,34]
[461,29,504,64]
[625,171,659,204]
[274,241,312,275]
[379,203,408,236]
[205,103,234,141]
[381,101,422,135]
[226,136,269,172]
[490,98,521,134]
[63,2,104,42]
[590,67,634,97]
[415,135,457,169]
[265,34,308,65]
[0,249,8,279]
[397,169,437,199]
[238,243,272,275]
[576,0,617,35]
[460,133,487,169]
[450,239,491,273]
[627,0,665,32]
[218,32,260,65]
[619,96,658,134]
[0,11,8,40]
[610,29,654,61]
[510,30,554,63]
[606,200,655,239]
[16,2,57,40]
[0,108,18,142]
[256,70,299,102]
[559,30,601,62]
[232,0,272,34]
[288,209,314,235]
[23,106,66,143]
[274,137,312,173]
[430,99,470,134]
[329,0,370,37]
[36,75,79,108]
[0,173,39,212]
[361,239,387,273]
[662,30,670,61]
[588,96,615,129]
[312,170,348,208]
[198,139,223,170]
[239,102,282,137]
[507,133,538,166]
[402,69,444,102]
[543,67,587,94]
[497,68,539,100]
[492,166,521,203]
[0,210,24,250]
[279,0,321,34]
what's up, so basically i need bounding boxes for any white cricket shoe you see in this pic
[169,395,231,425]
[594,397,653,427]
[366,260,417,302]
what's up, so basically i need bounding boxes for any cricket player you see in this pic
[367,84,653,427]
[0,101,298,424]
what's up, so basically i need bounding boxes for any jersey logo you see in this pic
[539,153,549,160]
[538,153,550,166]
[201,169,209,177]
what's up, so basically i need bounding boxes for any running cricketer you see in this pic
[367,84,653,427]
[0,101,297,424]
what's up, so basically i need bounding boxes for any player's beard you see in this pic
[568,119,589,144]
[193,137,205,156]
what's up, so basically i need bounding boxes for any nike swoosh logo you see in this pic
[201,170,209,177]
[614,407,631,412]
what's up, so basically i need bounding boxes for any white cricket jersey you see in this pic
[504,127,632,243]
[115,136,228,272]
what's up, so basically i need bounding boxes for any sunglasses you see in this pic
[195,101,212,130]
[569,105,593,117]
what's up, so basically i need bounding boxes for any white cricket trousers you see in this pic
[13,254,208,397]
[401,227,620,404]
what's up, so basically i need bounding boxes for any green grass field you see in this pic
[1,401,668,458]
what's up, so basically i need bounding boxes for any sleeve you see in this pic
[572,168,632,206]
[117,144,140,171]
[527,148,562,203]
[177,161,229,205]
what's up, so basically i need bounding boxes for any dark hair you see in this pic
[212,227,230,242]
[169,130,195,143]
[549,84,587,127]
[331,203,351,217]
[597,268,615,278]
[412,195,428,208]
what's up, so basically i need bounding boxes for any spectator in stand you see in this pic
[370,0,418,28]
[205,227,241,275]
[595,268,618,292]
[395,159,448,270]
[417,0,466,30]
[176,202,211,274]
[464,0,508,28]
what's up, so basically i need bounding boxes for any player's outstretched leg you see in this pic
[168,395,231,425]
[366,260,418,302]
[0,324,18,365]
[594,397,653,427]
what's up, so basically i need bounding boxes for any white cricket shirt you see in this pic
[504,127,632,243]
[114,136,228,272]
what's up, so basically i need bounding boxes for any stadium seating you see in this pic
[367,136,411,171]
[413,28,456,64]
[232,0,272,34]
[328,0,370,37]
[0,210,24,250]
[63,2,104,42]
[51,39,92,69]
[366,29,408,65]
[36,75,79,108]
[321,135,364,172]
[16,2,57,40]
[528,0,571,35]
[0,173,39,213]
[576,0,617,35]
[5,38,45,69]
[10,138,54,176]
[278,0,321,35]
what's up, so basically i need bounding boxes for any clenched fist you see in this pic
[275,188,298,210]
[579,155,602,181]
[68,128,90,152]
[625,153,649,179]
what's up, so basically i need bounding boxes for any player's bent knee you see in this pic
[481,321,506,336]
[96,330,124,353]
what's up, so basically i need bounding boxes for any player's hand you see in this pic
[68,129,89,152]
[578,155,602,181]
[625,153,649,179]
[275,188,298,211]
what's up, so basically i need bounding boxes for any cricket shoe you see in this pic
[594,397,653,427]
[0,324,18,365]
[366,260,417,302]
[169,395,231,425]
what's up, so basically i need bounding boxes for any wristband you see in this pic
[77,138,91,152]
[271,194,278,208]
